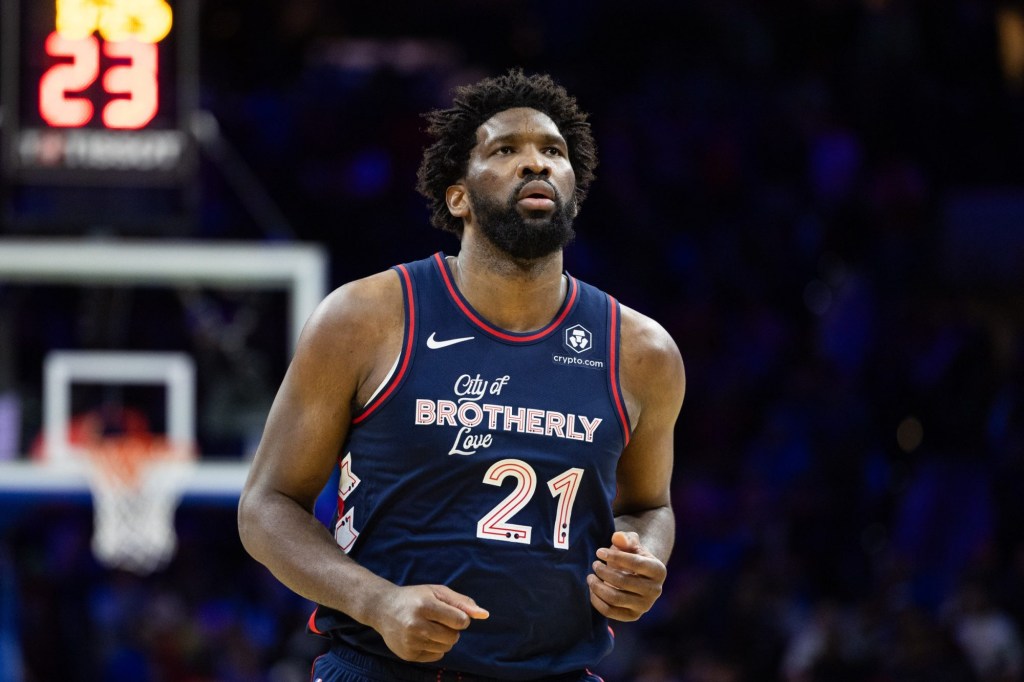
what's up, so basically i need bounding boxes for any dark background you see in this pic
[4,0,1024,680]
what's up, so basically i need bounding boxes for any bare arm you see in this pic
[237,271,486,662]
[587,305,684,621]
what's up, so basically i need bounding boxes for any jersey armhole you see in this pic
[362,353,400,408]
[607,296,632,447]
[351,264,416,425]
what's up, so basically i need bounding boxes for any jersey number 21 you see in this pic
[476,459,584,550]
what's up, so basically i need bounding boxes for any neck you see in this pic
[450,230,566,333]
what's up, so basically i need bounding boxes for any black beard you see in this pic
[470,181,576,260]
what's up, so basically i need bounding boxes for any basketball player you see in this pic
[239,69,685,681]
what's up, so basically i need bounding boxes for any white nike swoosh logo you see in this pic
[426,332,475,349]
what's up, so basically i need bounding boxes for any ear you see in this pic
[446,184,470,219]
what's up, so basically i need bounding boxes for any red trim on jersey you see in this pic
[309,653,327,682]
[609,298,631,447]
[433,252,578,343]
[336,455,346,518]
[307,607,324,635]
[352,264,415,424]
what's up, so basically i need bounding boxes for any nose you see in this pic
[517,146,551,178]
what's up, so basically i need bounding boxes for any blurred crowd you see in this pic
[6,0,1024,680]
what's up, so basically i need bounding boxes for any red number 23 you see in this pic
[39,31,159,130]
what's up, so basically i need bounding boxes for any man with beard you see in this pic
[238,70,685,681]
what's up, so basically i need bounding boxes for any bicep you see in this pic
[246,346,355,511]
[613,411,679,515]
[614,317,685,515]
[242,281,393,511]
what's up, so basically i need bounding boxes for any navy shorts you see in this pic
[310,644,605,682]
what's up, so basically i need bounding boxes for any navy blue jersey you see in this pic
[309,253,631,679]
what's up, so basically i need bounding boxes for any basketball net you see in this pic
[81,435,195,575]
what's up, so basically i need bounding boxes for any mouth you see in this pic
[516,181,557,211]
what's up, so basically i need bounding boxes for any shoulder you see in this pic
[619,304,681,365]
[617,303,686,424]
[303,268,404,346]
[292,268,405,399]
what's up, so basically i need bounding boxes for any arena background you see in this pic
[3,0,1024,680]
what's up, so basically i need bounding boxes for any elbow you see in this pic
[236,487,262,558]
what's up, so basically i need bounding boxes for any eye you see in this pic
[495,146,514,155]
[544,147,564,156]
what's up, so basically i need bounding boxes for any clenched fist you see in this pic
[587,531,667,622]
[370,584,489,663]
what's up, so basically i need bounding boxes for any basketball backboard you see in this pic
[0,238,328,499]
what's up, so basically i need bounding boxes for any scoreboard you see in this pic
[1,0,198,185]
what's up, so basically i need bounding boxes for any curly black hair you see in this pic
[416,69,598,235]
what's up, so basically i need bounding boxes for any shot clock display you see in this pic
[1,0,197,184]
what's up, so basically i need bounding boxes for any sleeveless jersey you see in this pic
[309,252,631,680]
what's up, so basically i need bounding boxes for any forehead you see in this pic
[475,107,564,146]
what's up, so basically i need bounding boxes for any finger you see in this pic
[389,627,459,661]
[611,530,640,552]
[588,575,641,622]
[597,546,666,579]
[421,600,473,631]
[592,560,656,597]
[588,570,651,608]
[421,624,462,649]
[434,585,490,620]
[407,649,446,663]
[406,618,464,650]
[430,586,490,627]
[587,572,652,620]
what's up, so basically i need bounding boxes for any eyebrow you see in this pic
[486,132,567,148]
